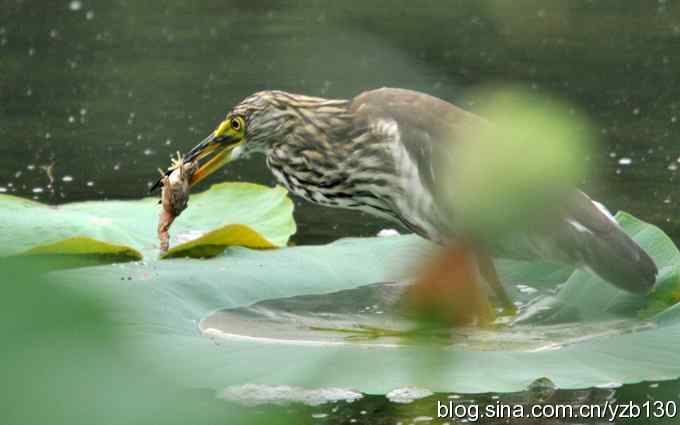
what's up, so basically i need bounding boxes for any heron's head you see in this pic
[163,90,351,187]
[173,91,284,186]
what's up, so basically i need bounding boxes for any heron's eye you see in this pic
[230,118,241,131]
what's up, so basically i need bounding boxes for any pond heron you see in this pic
[153,88,657,313]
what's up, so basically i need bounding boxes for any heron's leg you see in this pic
[402,244,496,327]
[477,251,517,316]
[311,245,498,341]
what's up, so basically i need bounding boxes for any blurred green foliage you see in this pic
[0,258,298,425]
[444,86,595,238]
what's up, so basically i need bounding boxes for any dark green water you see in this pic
[3,0,680,244]
[2,1,680,423]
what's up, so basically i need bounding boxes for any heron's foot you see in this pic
[310,324,421,341]
[496,304,518,317]
[310,324,466,342]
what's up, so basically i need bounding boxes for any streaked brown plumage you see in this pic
[170,88,658,295]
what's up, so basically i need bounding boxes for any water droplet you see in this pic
[668,163,677,171]
[86,181,94,187]
[62,175,74,182]
[386,387,434,404]
[596,382,623,389]
[0,187,6,193]
[165,139,172,145]
[518,286,538,294]
[143,148,154,156]
[28,47,35,56]
[633,108,640,115]
[85,10,95,20]
[32,187,44,193]
[27,164,35,171]
[79,108,87,115]
[618,157,632,165]
[609,152,617,158]
[528,377,556,393]
[113,163,120,171]
[68,116,75,123]
[68,0,82,11]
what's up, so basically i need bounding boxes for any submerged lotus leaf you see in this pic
[0,183,295,265]
[51,212,680,394]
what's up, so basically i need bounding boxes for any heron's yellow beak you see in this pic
[183,120,244,186]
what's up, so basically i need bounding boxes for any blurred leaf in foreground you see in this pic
[0,257,299,425]
[441,85,596,239]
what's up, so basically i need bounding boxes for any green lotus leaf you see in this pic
[15,236,143,269]
[0,183,295,265]
[50,212,680,395]
[161,224,278,259]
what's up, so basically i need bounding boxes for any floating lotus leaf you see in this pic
[0,183,295,265]
[50,212,680,394]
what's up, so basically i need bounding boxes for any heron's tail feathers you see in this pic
[577,220,658,294]
[554,193,657,294]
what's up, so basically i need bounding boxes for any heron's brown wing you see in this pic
[351,87,481,137]
[350,87,485,198]
[351,89,657,293]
